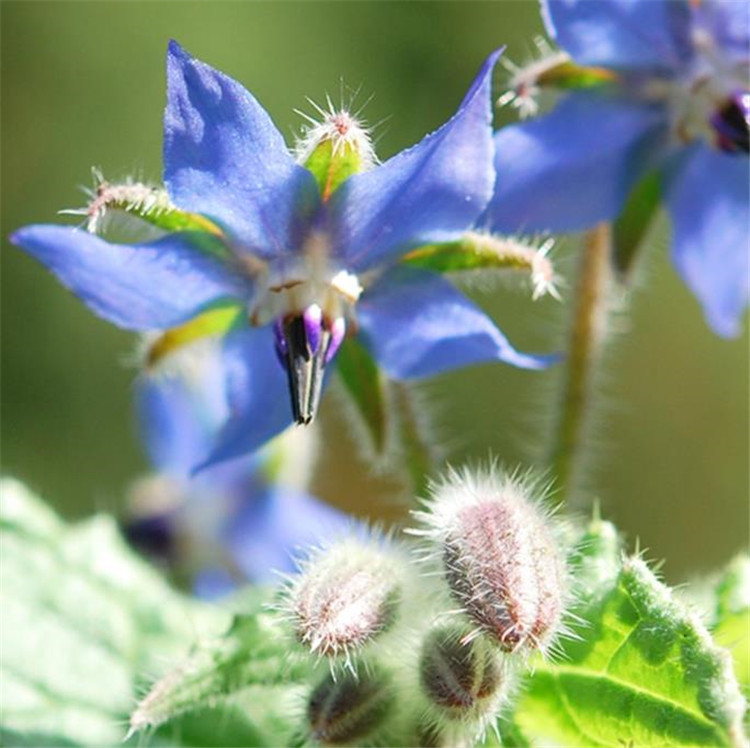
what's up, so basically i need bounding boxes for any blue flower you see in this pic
[11,41,553,468]
[488,0,749,337]
[125,344,352,598]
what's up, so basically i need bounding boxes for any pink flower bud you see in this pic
[307,666,393,745]
[288,539,404,659]
[419,625,504,717]
[413,467,568,653]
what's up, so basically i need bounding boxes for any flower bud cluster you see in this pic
[281,465,570,746]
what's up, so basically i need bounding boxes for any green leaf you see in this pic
[130,610,315,741]
[0,478,227,747]
[712,554,750,694]
[336,336,389,457]
[613,170,661,279]
[514,521,747,748]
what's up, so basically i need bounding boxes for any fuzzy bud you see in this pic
[413,468,568,653]
[307,666,394,745]
[289,539,404,658]
[295,102,376,201]
[419,625,504,719]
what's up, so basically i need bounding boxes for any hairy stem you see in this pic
[549,223,614,505]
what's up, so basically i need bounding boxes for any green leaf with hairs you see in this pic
[0,478,226,747]
[712,554,750,694]
[129,608,315,743]
[513,520,747,748]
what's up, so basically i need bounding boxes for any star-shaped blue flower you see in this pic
[126,347,352,598]
[488,0,749,337]
[12,41,552,467]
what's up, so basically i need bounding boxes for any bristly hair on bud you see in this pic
[294,93,377,170]
[305,663,395,746]
[281,534,409,667]
[410,465,571,657]
[418,624,510,728]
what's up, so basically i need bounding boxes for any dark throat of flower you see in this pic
[274,306,345,425]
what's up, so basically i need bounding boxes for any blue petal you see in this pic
[164,40,320,258]
[329,50,501,272]
[542,0,693,72]
[356,267,555,379]
[135,354,230,475]
[665,145,749,338]
[487,93,666,233]
[198,325,293,468]
[10,225,247,330]
[224,487,353,583]
[193,567,240,600]
[692,1,750,61]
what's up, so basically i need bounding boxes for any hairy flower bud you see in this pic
[419,625,504,718]
[413,467,568,653]
[307,666,394,745]
[295,101,376,201]
[288,538,404,659]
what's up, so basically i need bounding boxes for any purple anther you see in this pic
[303,304,324,355]
[325,317,346,363]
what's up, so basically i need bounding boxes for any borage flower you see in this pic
[126,343,351,598]
[12,41,556,467]
[489,0,749,337]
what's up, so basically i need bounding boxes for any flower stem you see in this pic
[549,222,614,505]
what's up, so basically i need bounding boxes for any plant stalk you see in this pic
[549,222,614,505]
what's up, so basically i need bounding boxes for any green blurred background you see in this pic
[2,1,747,583]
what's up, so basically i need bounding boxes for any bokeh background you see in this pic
[2,1,747,584]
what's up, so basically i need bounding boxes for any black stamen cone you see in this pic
[713,96,750,154]
[280,315,330,425]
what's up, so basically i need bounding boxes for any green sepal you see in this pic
[400,233,555,297]
[401,237,532,274]
[536,59,619,91]
[0,479,226,747]
[128,201,223,237]
[392,381,435,497]
[304,138,365,201]
[613,170,662,279]
[335,339,435,492]
[513,519,747,748]
[73,179,226,241]
[336,336,388,457]
[145,301,246,367]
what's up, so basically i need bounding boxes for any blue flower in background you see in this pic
[488,0,749,337]
[125,345,351,598]
[12,41,552,469]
